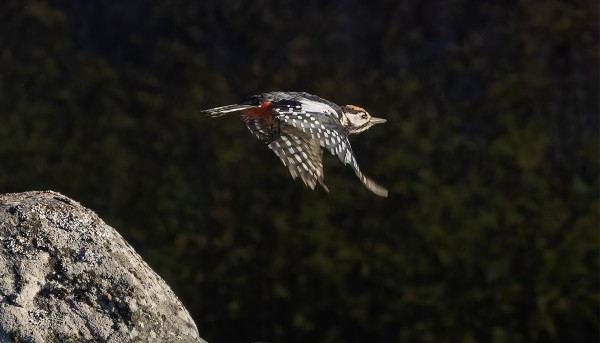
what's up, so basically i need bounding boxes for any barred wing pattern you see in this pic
[268,132,328,191]
[244,116,280,144]
[272,100,388,197]
[245,118,329,191]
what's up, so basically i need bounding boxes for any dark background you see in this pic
[1,1,598,342]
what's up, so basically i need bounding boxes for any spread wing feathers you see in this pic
[271,100,349,161]
[273,100,388,197]
[268,133,329,192]
[346,154,389,197]
[201,104,255,117]
[244,116,328,191]
[245,117,280,144]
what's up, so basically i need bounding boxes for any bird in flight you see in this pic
[202,91,388,197]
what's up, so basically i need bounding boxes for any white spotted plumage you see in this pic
[202,91,388,197]
[268,129,327,191]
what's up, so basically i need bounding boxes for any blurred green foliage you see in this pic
[0,0,598,342]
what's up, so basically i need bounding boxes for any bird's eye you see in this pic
[361,113,368,119]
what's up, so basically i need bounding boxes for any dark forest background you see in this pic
[1,1,598,342]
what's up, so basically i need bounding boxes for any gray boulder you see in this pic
[0,191,206,342]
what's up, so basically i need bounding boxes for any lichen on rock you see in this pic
[0,191,206,343]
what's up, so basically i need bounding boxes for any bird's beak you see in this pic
[370,117,387,125]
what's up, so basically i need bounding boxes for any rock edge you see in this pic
[0,191,206,343]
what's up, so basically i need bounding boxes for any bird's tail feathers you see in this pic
[201,104,255,117]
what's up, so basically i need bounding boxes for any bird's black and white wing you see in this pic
[244,118,328,191]
[272,99,388,197]
[270,99,348,160]
[245,117,280,145]
[268,131,328,191]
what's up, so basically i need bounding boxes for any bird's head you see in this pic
[341,105,387,134]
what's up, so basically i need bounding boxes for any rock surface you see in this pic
[0,191,206,343]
